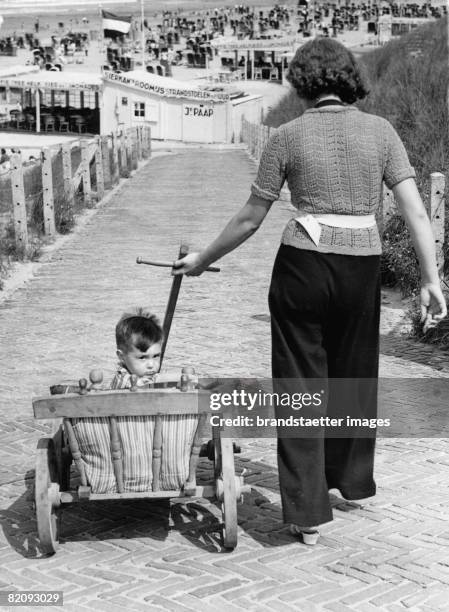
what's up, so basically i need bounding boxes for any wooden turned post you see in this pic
[152,415,162,491]
[109,417,124,493]
[63,418,87,486]
[186,412,207,489]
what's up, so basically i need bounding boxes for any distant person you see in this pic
[34,19,39,33]
[0,148,9,164]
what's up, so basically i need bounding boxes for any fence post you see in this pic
[131,127,139,170]
[119,130,127,176]
[80,140,92,205]
[111,132,119,183]
[41,147,56,236]
[430,172,445,273]
[95,136,105,201]
[101,135,112,190]
[62,143,74,210]
[136,126,142,161]
[148,125,152,158]
[10,153,28,257]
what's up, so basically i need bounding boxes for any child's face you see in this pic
[118,341,161,377]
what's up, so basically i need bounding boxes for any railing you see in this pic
[1,125,152,258]
[241,117,446,271]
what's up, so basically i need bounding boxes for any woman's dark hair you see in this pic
[287,37,369,104]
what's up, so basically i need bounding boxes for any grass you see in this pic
[0,143,99,285]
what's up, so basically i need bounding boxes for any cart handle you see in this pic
[136,256,220,273]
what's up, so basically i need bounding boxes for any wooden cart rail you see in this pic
[33,388,210,419]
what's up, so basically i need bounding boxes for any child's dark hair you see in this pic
[116,308,163,352]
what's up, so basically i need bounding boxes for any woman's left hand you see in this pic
[172,252,207,276]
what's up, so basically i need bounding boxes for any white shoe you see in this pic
[289,524,320,546]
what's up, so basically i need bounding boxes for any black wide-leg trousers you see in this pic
[268,245,381,526]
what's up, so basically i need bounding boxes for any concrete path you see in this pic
[1,148,449,611]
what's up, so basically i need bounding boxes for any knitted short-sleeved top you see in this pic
[251,106,415,255]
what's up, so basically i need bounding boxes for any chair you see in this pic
[269,66,278,80]
[25,113,36,131]
[44,116,55,132]
[57,115,69,132]
[253,67,263,80]
[156,65,164,76]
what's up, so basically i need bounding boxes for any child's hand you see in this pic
[172,252,207,276]
[420,283,447,332]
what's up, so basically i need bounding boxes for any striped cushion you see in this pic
[71,414,198,494]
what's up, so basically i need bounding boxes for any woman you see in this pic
[173,38,446,544]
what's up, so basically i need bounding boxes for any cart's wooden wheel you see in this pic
[214,436,238,550]
[52,424,71,492]
[35,438,61,555]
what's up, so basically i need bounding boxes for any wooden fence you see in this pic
[6,124,152,257]
[241,117,446,271]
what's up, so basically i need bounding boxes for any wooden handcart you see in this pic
[33,371,249,554]
[33,245,247,554]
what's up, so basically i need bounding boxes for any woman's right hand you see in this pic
[420,283,447,332]
[172,252,208,276]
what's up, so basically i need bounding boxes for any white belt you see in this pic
[294,213,376,246]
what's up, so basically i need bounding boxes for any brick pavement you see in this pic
[1,148,449,611]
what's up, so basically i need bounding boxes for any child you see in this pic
[111,307,163,389]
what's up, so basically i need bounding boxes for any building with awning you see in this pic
[0,68,262,143]
[102,70,262,143]
[0,70,102,133]
[210,35,303,81]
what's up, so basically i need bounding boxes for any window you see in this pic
[134,102,145,118]
[122,97,128,106]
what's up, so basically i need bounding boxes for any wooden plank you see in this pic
[80,140,92,205]
[41,148,56,236]
[94,136,105,201]
[33,389,210,419]
[101,136,112,190]
[59,485,216,503]
[10,152,28,256]
[430,172,445,273]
